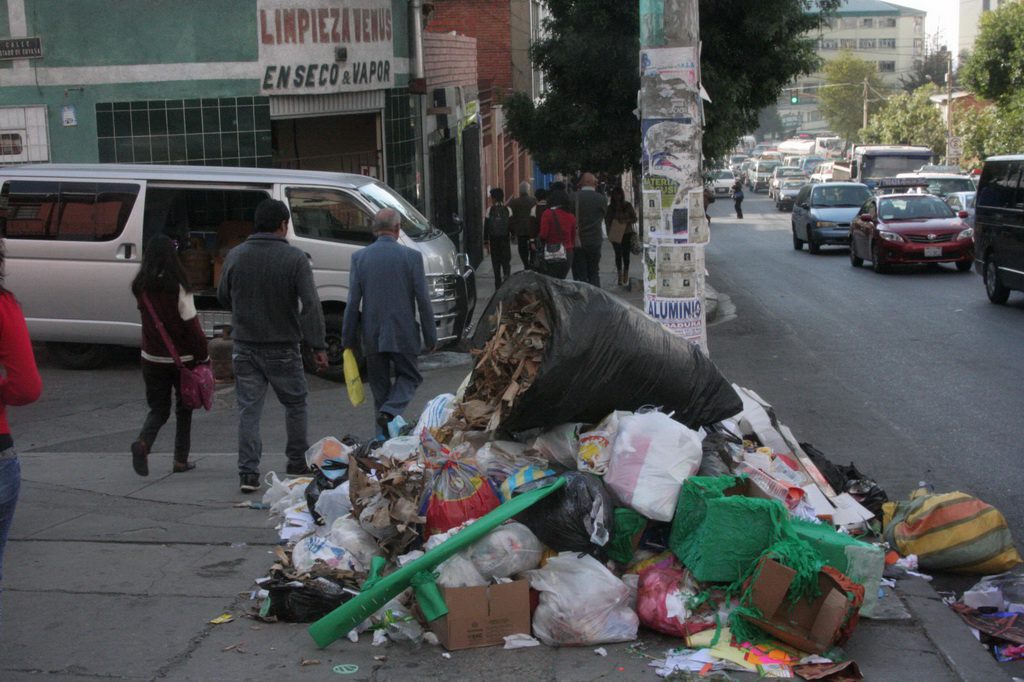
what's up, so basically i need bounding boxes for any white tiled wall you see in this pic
[0,105,50,163]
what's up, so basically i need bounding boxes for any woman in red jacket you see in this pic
[130,236,209,476]
[538,188,577,280]
[0,240,43,616]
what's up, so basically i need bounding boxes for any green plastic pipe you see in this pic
[308,476,567,649]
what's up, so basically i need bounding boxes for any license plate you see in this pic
[924,246,942,258]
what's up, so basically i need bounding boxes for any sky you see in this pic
[891,0,959,52]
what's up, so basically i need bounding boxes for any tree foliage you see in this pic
[899,41,953,93]
[504,0,840,174]
[816,51,887,143]
[860,85,945,152]
[956,93,1024,167]
[960,1,1024,103]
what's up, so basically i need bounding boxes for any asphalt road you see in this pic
[705,190,1024,546]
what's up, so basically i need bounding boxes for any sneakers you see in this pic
[286,460,312,476]
[131,440,149,477]
[239,472,260,493]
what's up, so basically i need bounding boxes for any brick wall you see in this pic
[423,32,478,91]
[426,0,513,92]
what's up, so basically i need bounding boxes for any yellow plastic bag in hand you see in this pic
[343,349,364,407]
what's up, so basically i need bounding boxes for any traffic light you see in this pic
[790,94,800,105]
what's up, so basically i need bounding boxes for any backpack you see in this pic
[487,205,510,240]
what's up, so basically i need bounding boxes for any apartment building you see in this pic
[778,0,926,135]
[958,0,1012,57]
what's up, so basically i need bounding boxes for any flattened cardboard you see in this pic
[429,579,531,651]
[744,559,856,654]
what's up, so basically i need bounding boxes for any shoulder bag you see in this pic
[543,210,568,263]
[141,293,214,411]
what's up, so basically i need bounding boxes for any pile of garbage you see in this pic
[246,273,1021,678]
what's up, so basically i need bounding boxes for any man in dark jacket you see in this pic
[571,172,608,287]
[343,208,437,438]
[508,181,537,270]
[218,199,327,493]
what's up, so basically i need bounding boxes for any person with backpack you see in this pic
[484,187,513,289]
[732,178,744,219]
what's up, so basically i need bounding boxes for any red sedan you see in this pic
[849,193,975,274]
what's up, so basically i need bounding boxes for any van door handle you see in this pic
[119,243,137,260]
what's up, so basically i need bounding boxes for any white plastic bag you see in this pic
[529,423,582,469]
[314,481,352,528]
[413,393,456,438]
[292,532,359,572]
[475,440,547,482]
[378,435,422,462]
[304,436,351,469]
[527,552,639,646]
[469,522,544,579]
[263,472,311,518]
[328,515,382,571]
[577,411,628,475]
[604,411,702,521]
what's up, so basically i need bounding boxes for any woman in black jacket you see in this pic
[130,235,209,476]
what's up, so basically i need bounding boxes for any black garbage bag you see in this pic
[697,429,743,478]
[265,577,351,622]
[801,442,889,519]
[467,271,741,432]
[513,471,614,559]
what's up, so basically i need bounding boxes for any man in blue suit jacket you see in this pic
[342,208,437,436]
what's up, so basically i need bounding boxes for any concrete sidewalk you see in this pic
[0,240,1010,680]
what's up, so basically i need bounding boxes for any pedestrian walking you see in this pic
[732,179,744,219]
[538,188,577,280]
[130,235,209,476]
[508,182,537,271]
[570,173,608,287]
[484,188,513,289]
[529,188,550,269]
[703,185,716,225]
[605,186,638,286]
[217,199,328,493]
[343,209,437,439]
[0,238,42,628]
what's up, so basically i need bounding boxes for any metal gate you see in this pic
[428,136,460,249]
[461,123,484,268]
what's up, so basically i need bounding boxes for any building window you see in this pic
[878,61,896,73]
[384,88,421,209]
[820,39,838,50]
[95,98,273,167]
[841,39,856,49]
[881,17,897,28]
[859,38,876,49]
[914,38,924,52]
[840,18,857,29]
[862,18,874,27]
[879,38,896,49]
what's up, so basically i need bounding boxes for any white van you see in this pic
[0,164,476,368]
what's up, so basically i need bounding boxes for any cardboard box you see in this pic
[741,558,859,654]
[429,579,531,651]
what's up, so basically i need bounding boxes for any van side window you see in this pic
[0,181,138,241]
[978,161,1022,209]
[286,187,373,244]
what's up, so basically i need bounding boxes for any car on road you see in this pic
[775,177,807,211]
[748,159,780,193]
[974,154,1024,304]
[849,193,974,273]
[791,182,873,254]
[768,166,806,199]
[799,156,826,175]
[809,162,834,184]
[945,191,976,228]
[729,154,748,174]
[712,169,736,195]
[895,172,976,198]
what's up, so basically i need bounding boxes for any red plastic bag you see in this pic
[636,566,717,638]
[424,458,500,538]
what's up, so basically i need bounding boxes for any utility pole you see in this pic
[862,77,869,131]
[946,50,954,162]
[638,0,708,353]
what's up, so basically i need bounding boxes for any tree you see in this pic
[960,2,1024,103]
[817,51,887,143]
[860,84,945,152]
[899,39,953,93]
[956,93,1024,166]
[754,104,785,141]
[504,0,840,173]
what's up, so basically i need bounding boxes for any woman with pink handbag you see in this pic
[131,235,210,476]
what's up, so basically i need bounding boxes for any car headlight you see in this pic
[957,227,974,240]
[814,220,838,228]
[878,230,904,243]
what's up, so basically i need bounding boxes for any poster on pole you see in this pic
[643,294,707,353]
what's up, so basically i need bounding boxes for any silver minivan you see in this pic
[0,164,476,368]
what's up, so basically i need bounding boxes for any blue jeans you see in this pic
[0,456,20,631]
[232,342,308,475]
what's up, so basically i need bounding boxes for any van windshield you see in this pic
[358,181,432,240]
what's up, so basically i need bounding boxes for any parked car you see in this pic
[945,191,976,228]
[712,169,736,195]
[775,177,807,211]
[768,166,806,199]
[974,154,1024,303]
[748,159,780,193]
[791,182,873,254]
[894,172,976,198]
[849,193,974,273]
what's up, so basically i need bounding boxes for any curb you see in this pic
[898,577,1012,681]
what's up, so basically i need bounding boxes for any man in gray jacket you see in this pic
[571,172,608,287]
[343,208,436,438]
[218,199,327,493]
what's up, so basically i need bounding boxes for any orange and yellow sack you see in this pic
[882,490,1022,574]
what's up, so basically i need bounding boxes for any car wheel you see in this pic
[985,257,1010,304]
[45,342,114,370]
[302,311,356,379]
[955,259,973,273]
[871,243,889,274]
[807,234,821,254]
[849,245,863,267]
[792,226,804,250]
